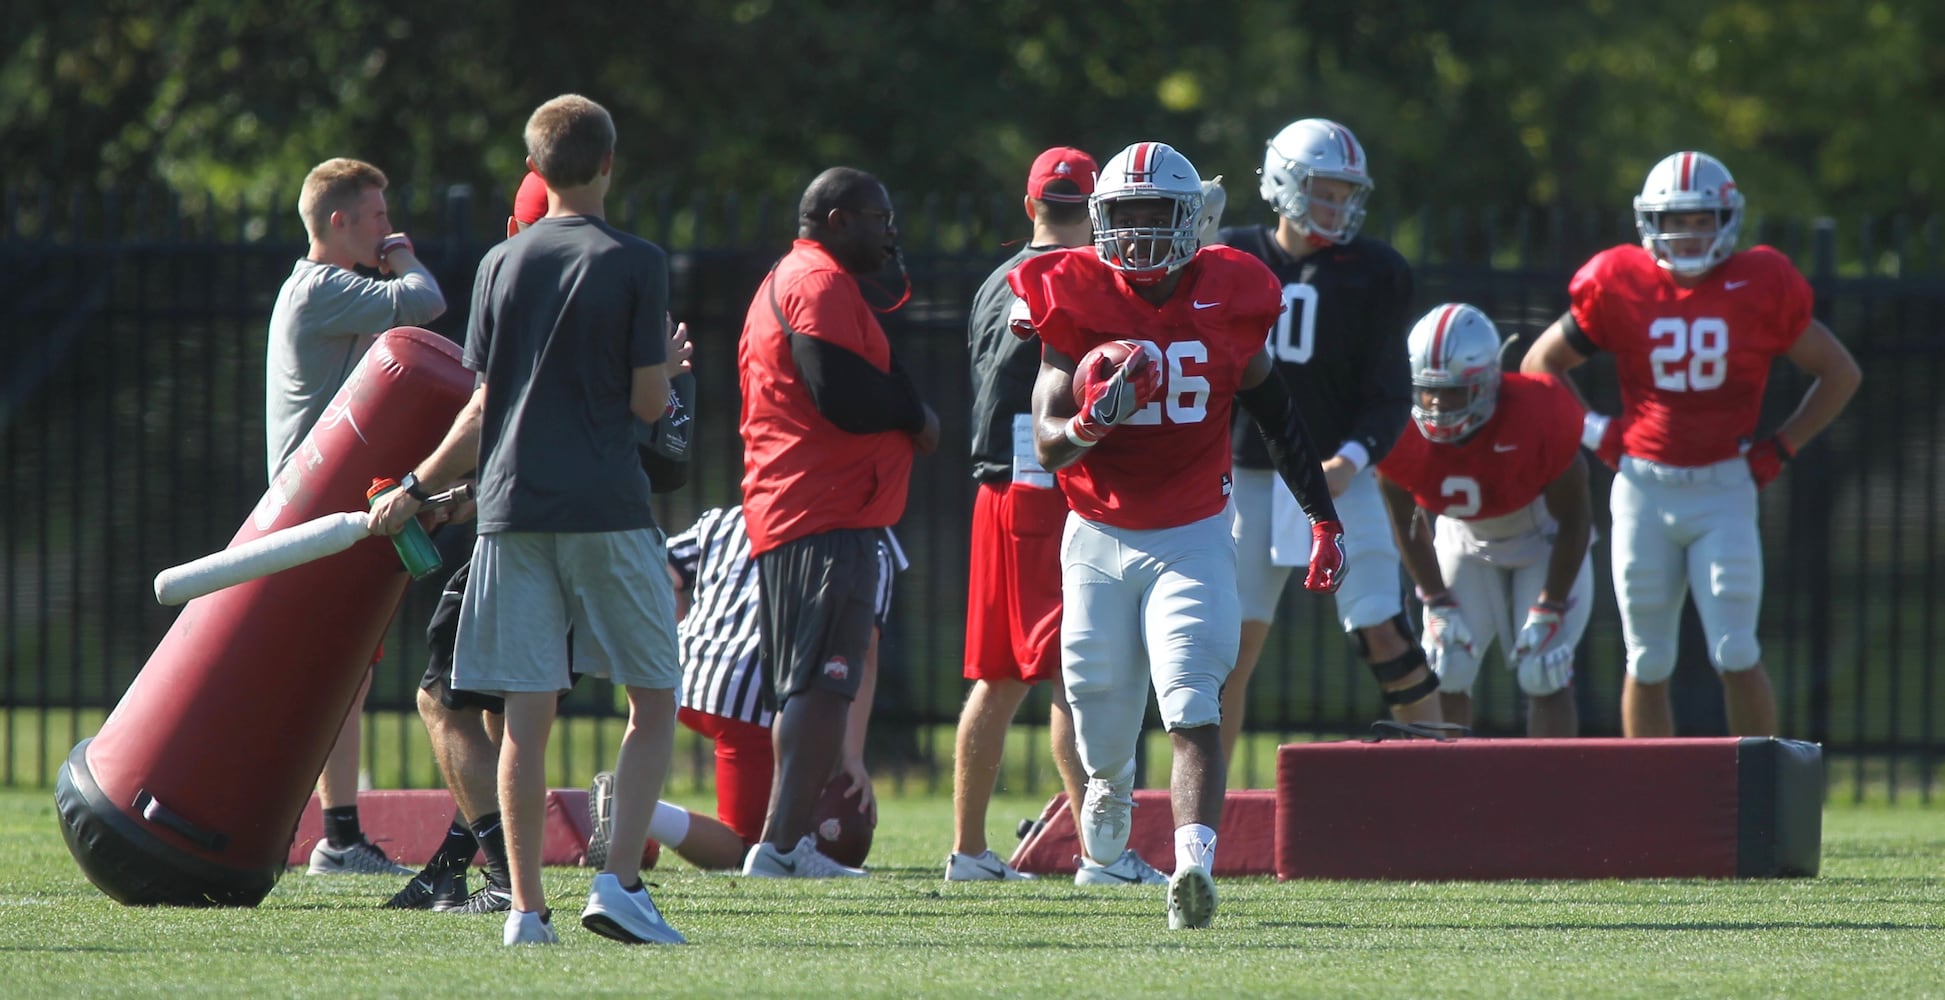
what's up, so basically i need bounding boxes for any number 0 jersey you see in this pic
[1378,372,1584,521]
[1568,244,1812,467]
[1007,245,1282,531]
[1216,225,1413,471]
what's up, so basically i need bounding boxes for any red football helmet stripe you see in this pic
[1130,142,1153,180]
[1430,304,1459,366]
[1334,123,1361,168]
[1678,152,1694,191]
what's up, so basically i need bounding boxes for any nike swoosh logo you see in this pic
[1724,280,1749,289]
[1192,300,1221,310]
[1090,867,1141,883]
[774,854,797,874]
[1494,443,1518,452]
[971,858,1006,877]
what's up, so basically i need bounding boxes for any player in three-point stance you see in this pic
[1375,304,1592,736]
[1522,151,1861,737]
[1011,140,1345,929]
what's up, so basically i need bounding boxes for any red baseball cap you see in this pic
[513,171,548,225]
[1027,147,1097,203]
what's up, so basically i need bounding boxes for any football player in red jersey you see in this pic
[1010,141,1345,930]
[1377,304,1592,737]
[1522,151,1860,738]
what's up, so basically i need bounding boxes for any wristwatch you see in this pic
[398,472,433,502]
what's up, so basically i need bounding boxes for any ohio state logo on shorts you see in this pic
[822,655,849,680]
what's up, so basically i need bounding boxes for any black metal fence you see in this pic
[3,184,1941,801]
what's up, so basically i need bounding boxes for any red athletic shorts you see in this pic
[677,706,773,846]
[963,481,1067,683]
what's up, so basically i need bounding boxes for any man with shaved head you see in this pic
[737,166,939,878]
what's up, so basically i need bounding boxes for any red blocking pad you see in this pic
[1007,789,1279,877]
[286,789,659,869]
[1275,737,1822,880]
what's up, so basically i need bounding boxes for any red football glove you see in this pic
[1064,342,1161,447]
[1745,434,1795,490]
[1581,412,1626,470]
[1303,519,1347,593]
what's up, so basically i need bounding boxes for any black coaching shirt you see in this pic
[968,245,1054,484]
[1218,224,1413,470]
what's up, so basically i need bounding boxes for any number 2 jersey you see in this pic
[1378,372,1584,521]
[1568,244,1812,467]
[1007,245,1282,531]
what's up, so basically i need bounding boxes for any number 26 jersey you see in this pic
[1007,245,1281,531]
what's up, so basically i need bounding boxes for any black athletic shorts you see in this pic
[756,528,887,708]
[421,560,580,713]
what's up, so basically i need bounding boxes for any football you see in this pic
[810,773,875,868]
[1072,340,1138,406]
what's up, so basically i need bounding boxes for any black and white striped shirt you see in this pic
[669,507,907,726]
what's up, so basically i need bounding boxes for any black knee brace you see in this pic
[1352,611,1418,659]
[1368,644,1440,707]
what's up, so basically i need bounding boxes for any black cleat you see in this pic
[451,877,513,914]
[383,862,468,911]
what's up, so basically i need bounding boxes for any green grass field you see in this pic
[0,790,1939,998]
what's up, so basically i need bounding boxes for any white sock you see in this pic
[1174,823,1217,873]
[646,801,692,849]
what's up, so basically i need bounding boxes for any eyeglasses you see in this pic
[847,208,896,231]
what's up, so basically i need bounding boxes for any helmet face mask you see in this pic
[1406,303,1502,443]
[1091,141,1203,284]
[1259,118,1374,245]
[1634,151,1744,276]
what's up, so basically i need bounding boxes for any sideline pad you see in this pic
[1275,737,1821,880]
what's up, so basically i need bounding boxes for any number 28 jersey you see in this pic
[1007,245,1281,531]
[1569,244,1812,467]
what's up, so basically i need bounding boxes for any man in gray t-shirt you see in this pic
[370,95,686,949]
[266,157,445,879]
[265,158,445,478]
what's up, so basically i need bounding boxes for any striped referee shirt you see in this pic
[669,506,909,727]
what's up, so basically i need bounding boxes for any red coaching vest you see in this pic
[738,240,916,555]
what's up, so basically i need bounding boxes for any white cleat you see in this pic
[581,872,686,944]
[1073,849,1167,886]
[944,849,1035,881]
[742,834,868,878]
[1167,863,1218,930]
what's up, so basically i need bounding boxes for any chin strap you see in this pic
[861,246,912,314]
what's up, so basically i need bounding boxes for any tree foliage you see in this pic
[4,0,1938,218]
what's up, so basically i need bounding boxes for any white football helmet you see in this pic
[1259,118,1373,245]
[1634,151,1744,276]
[1090,141,1203,284]
[1406,303,1502,443]
[1196,175,1227,247]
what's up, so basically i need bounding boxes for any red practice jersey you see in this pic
[1378,372,1584,520]
[738,240,914,554]
[1008,245,1281,530]
[1569,244,1812,467]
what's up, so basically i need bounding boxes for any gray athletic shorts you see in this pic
[452,528,680,694]
[1230,466,1403,629]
